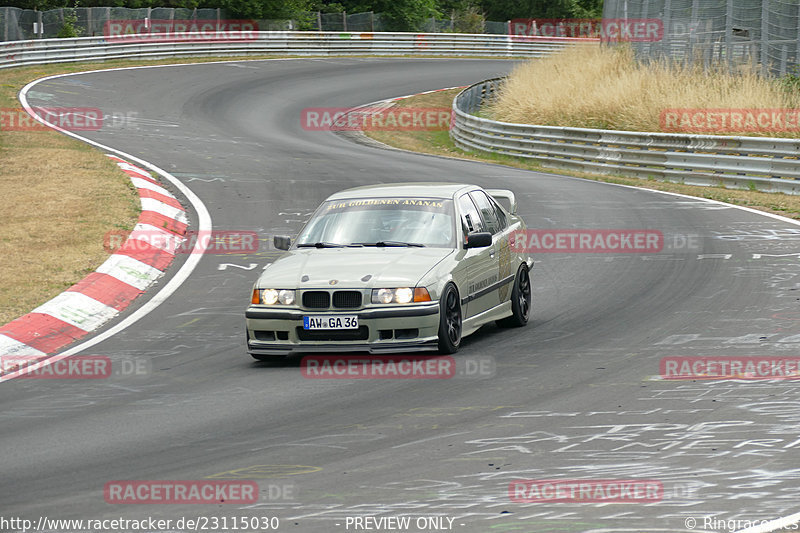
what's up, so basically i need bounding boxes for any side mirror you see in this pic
[465,231,492,249]
[273,235,292,251]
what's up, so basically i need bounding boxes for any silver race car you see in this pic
[245,183,532,358]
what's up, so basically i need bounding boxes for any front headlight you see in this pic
[252,289,296,305]
[374,288,394,304]
[278,289,295,305]
[394,287,414,304]
[371,287,431,304]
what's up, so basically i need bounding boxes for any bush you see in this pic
[453,5,484,33]
[57,7,82,38]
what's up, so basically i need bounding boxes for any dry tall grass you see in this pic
[489,44,800,136]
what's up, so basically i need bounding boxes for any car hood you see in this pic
[258,247,453,288]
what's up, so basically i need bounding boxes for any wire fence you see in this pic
[0,7,513,42]
[603,0,800,77]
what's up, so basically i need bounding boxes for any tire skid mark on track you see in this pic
[0,157,187,379]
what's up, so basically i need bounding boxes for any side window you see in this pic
[470,191,503,234]
[490,196,507,230]
[458,194,484,239]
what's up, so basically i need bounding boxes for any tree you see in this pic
[569,0,603,18]
[479,0,573,21]
[5,0,69,9]
[375,0,439,31]
[325,0,438,30]
[310,1,346,13]
[212,0,312,19]
[453,5,484,33]
[438,0,479,14]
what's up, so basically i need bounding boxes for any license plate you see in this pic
[303,315,359,330]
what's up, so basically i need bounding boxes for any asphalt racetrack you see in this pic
[4,58,800,532]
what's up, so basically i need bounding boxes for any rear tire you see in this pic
[437,283,462,354]
[497,263,531,328]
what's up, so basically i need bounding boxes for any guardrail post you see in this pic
[639,1,650,59]
[725,0,733,72]
[660,0,671,61]
[760,0,769,76]
[797,2,800,76]
[687,0,700,66]
[781,44,788,76]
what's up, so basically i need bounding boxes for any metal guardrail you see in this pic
[451,78,800,195]
[0,32,581,69]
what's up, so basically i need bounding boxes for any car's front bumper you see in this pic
[245,302,441,356]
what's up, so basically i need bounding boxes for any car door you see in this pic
[457,192,498,319]
[470,190,515,305]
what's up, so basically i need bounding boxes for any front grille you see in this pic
[303,291,330,309]
[333,290,362,308]
[296,326,369,341]
[302,290,363,309]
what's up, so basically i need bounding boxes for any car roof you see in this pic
[325,182,477,201]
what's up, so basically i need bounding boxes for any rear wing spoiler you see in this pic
[486,189,517,215]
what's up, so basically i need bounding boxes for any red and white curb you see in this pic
[0,155,187,363]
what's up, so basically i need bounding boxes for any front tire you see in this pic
[497,263,531,328]
[437,283,462,354]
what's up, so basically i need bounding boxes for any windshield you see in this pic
[296,197,455,248]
